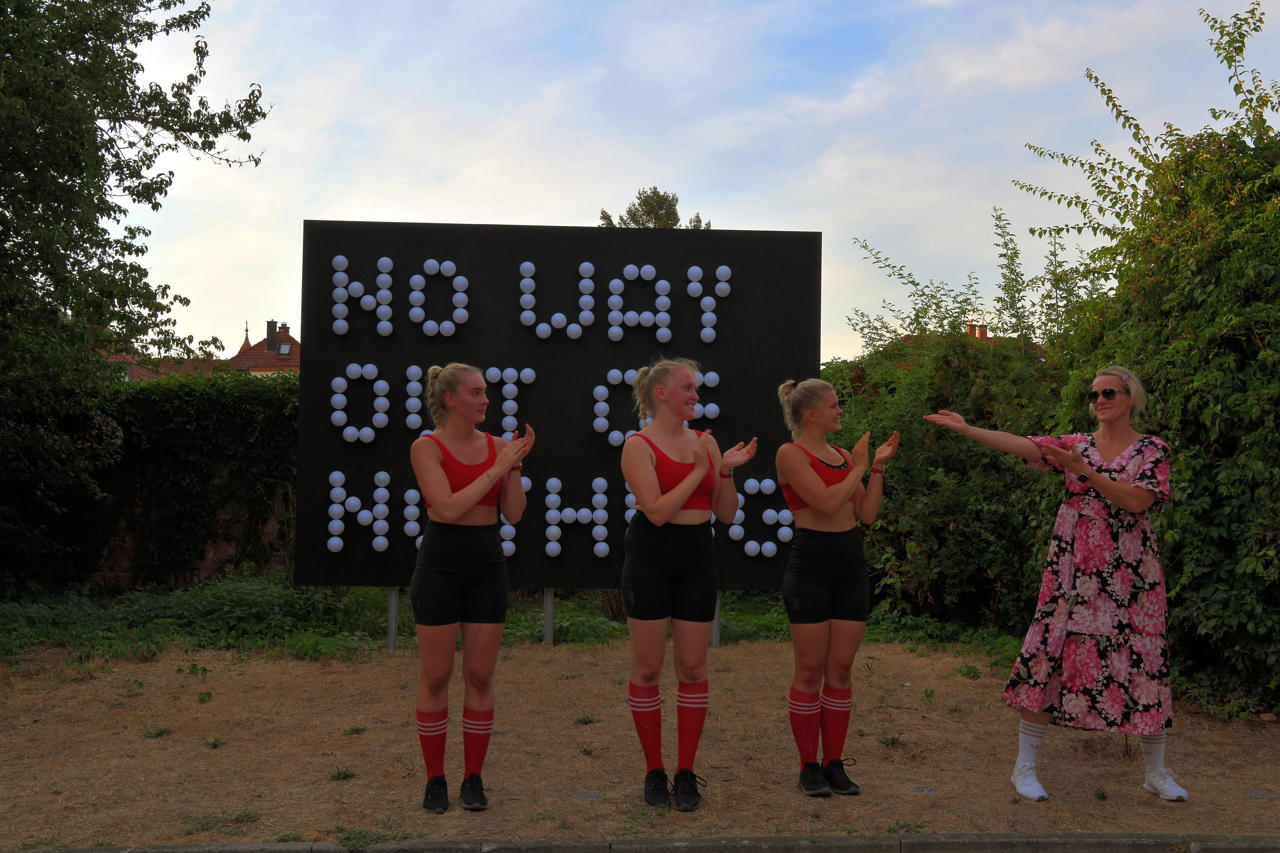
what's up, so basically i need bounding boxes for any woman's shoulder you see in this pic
[1138,434,1170,453]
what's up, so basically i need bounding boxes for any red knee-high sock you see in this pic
[788,687,821,766]
[416,708,448,780]
[628,683,664,772]
[820,685,853,764]
[676,680,709,772]
[462,707,494,778]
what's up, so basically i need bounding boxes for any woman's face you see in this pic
[1088,374,1132,425]
[806,389,843,433]
[659,368,699,421]
[444,371,488,425]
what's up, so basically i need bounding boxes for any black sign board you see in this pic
[297,220,820,588]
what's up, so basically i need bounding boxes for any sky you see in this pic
[129,0,1280,360]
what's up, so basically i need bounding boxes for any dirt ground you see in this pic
[1,638,1277,849]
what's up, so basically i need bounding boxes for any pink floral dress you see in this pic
[1002,433,1173,734]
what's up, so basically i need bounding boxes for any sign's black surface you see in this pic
[297,220,820,588]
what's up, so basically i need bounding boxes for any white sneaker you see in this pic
[1011,763,1048,801]
[1142,768,1189,801]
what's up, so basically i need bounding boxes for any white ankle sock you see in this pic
[1140,732,1166,772]
[1016,719,1047,767]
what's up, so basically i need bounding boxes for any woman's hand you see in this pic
[720,436,758,471]
[873,431,900,466]
[497,424,535,473]
[848,431,871,468]
[922,410,969,435]
[1042,443,1088,477]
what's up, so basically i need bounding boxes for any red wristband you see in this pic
[870,466,885,474]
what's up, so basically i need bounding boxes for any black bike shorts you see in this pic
[782,527,870,624]
[411,520,508,626]
[620,513,717,622]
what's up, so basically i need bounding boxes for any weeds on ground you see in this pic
[330,767,356,781]
[180,809,260,836]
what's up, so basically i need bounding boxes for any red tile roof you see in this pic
[227,326,301,373]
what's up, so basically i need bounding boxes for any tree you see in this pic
[599,186,711,229]
[0,0,268,592]
[1017,1,1280,712]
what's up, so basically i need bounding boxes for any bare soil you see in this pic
[1,639,1277,849]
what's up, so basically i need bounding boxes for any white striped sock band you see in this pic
[416,718,447,737]
[461,718,493,735]
[676,693,709,709]
[788,695,821,714]
[1019,720,1047,738]
[1140,733,1165,745]
[820,694,853,711]
[628,694,662,712]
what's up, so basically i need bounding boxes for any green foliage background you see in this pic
[829,4,1280,713]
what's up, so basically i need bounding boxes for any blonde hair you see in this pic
[778,378,835,439]
[632,357,700,420]
[425,362,482,427]
[1095,365,1147,417]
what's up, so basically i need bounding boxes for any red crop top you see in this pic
[422,432,502,507]
[780,443,859,512]
[628,431,715,511]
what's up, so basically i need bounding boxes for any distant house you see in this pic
[227,320,301,375]
[108,320,300,381]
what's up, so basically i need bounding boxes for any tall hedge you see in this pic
[98,371,299,585]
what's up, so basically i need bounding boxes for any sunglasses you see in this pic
[1086,388,1129,403]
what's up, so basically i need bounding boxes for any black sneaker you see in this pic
[798,762,832,796]
[422,775,449,813]
[672,768,705,812]
[459,773,488,811]
[822,758,861,795]
[643,768,670,808]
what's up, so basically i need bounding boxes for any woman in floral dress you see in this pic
[924,366,1189,802]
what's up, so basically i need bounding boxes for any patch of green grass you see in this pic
[180,809,259,836]
[954,664,982,680]
[197,691,213,703]
[343,726,367,735]
[286,630,376,661]
[271,832,303,843]
[92,840,115,847]
[718,590,790,642]
[579,746,594,756]
[574,713,597,725]
[945,703,963,717]
[142,726,171,739]
[203,737,225,749]
[180,662,210,678]
[886,819,926,834]
[331,825,391,850]
[878,732,904,748]
[330,767,356,781]
[561,672,583,680]
[17,837,62,850]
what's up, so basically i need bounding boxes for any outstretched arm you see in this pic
[923,410,1039,463]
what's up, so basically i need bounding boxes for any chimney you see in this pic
[265,320,278,353]
[279,323,290,339]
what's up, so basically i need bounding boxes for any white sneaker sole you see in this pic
[1142,781,1188,801]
